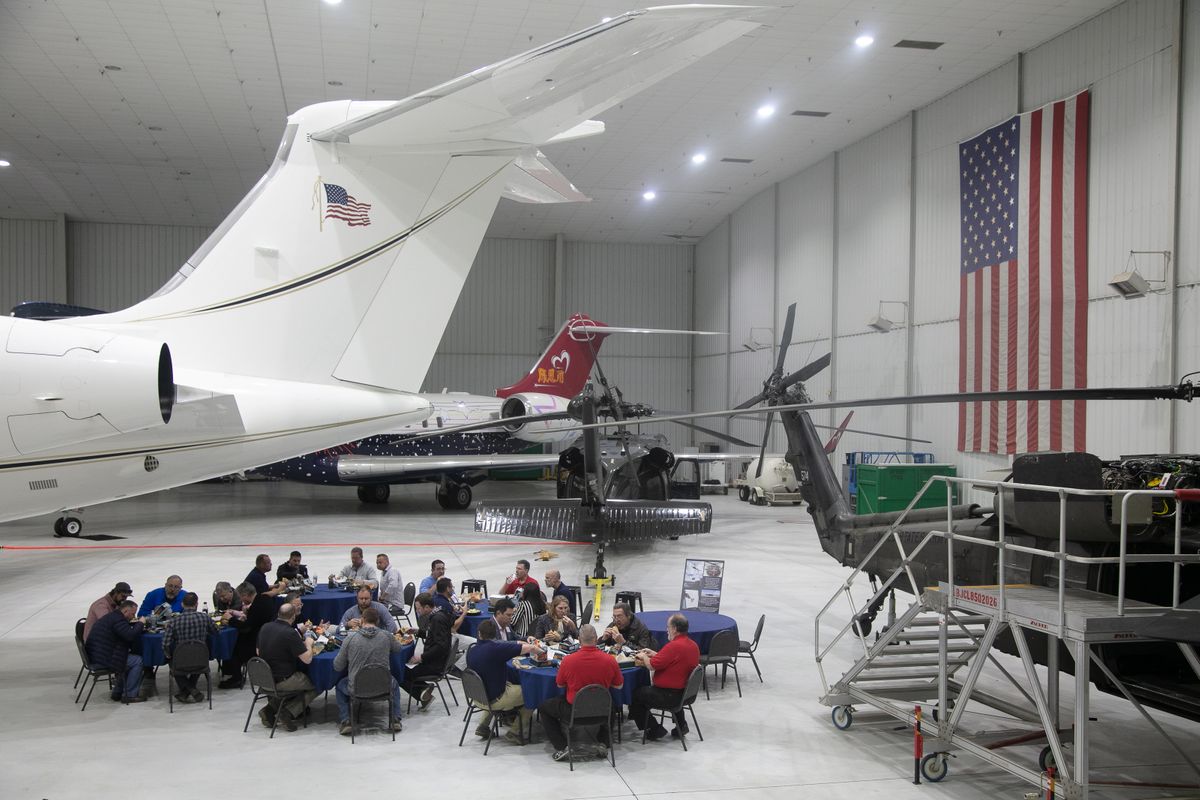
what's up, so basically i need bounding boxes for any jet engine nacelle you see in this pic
[501,393,576,445]
[0,316,175,454]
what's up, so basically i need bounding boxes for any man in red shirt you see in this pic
[537,624,623,762]
[499,559,540,595]
[631,613,700,740]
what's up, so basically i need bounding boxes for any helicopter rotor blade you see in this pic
[780,352,832,390]
[754,412,774,478]
[668,420,759,449]
[774,303,796,377]
[801,421,933,444]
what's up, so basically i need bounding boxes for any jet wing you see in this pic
[309,6,761,153]
[336,453,561,482]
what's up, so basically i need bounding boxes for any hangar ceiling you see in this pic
[0,0,1115,243]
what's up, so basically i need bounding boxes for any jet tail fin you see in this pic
[497,315,609,399]
[823,411,854,454]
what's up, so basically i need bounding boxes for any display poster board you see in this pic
[680,558,725,613]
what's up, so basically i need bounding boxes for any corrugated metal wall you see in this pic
[692,0,1197,476]
[0,217,63,313]
[67,221,214,311]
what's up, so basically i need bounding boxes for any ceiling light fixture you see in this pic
[327,80,343,86]
[691,153,707,165]
[323,0,343,6]
[642,190,657,201]
[855,34,875,48]
[756,104,776,119]
[147,126,163,131]
[0,160,10,167]
[103,64,122,71]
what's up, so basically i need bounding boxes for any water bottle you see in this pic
[202,601,210,615]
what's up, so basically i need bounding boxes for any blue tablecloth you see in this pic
[141,627,238,667]
[299,587,360,624]
[304,641,416,693]
[506,659,648,710]
[458,605,493,638]
[638,610,738,655]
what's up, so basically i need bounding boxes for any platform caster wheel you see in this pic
[55,516,82,537]
[920,753,950,782]
[737,486,750,502]
[1038,745,1056,773]
[357,484,390,504]
[831,705,853,730]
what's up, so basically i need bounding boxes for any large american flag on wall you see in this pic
[958,90,1090,454]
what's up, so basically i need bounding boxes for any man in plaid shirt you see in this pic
[164,592,217,704]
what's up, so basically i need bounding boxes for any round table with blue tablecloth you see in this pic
[299,587,360,625]
[638,610,738,655]
[506,658,648,710]
[304,640,416,693]
[458,604,493,638]
[141,626,238,667]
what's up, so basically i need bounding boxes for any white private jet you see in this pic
[0,6,761,537]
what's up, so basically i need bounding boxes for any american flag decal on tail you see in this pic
[321,182,372,227]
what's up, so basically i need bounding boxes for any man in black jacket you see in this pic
[86,600,146,703]
[401,592,452,710]
[220,582,276,688]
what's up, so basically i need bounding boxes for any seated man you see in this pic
[276,550,309,582]
[163,591,218,704]
[491,598,519,641]
[401,592,452,710]
[220,582,276,689]
[86,599,146,704]
[537,624,623,762]
[341,586,398,633]
[598,602,655,650]
[212,581,243,613]
[332,606,404,735]
[254,603,318,731]
[465,619,539,743]
[631,613,701,740]
[499,559,540,595]
[375,553,404,613]
[543,569,579,616]
[137,575,186,617]
[245,553,288,598]
[418,559,446,594]
[84,581,132,642]
[329,546,378,589]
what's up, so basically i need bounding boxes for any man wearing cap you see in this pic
[84,582,132,641]
[137,575,187,617]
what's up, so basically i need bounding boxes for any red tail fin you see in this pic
[496,314,609,398]
[823,411,854,454]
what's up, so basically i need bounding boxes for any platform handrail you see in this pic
[814,475,1195,695]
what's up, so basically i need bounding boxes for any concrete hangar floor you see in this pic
[1,478,1196,799]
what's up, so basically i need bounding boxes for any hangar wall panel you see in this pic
[1179,0,1200,286]
[777,157,835,350]
[835,118,912,338]
[914,62,1018,322]
[694,219,730,360]
[68,221,213,311]
[832,333,908,456]
[692,354,728,444]
[728,188,776,363]
[0,217,60,314]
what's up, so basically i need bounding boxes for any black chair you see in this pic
[461,579,487,597]
[73,618,87,690]
[407,638,460,716]
[74,630,115,711]
[615,591,643,613]
[243,657,310,738]
[735,614,765,682]
[565,684,616,770]
[458,668,528,754]
[349,663,397,742]
[580,599,594,626]
[642,666,705,751]
[699,629,741,699]
[168,640,213,712]
[394,582,416,627]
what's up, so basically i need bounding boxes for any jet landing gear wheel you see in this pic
[356,484,391,504]
[53,516,83,537]
[920,753,950,782]
[436,483,472,511]
[831,705,853,730]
